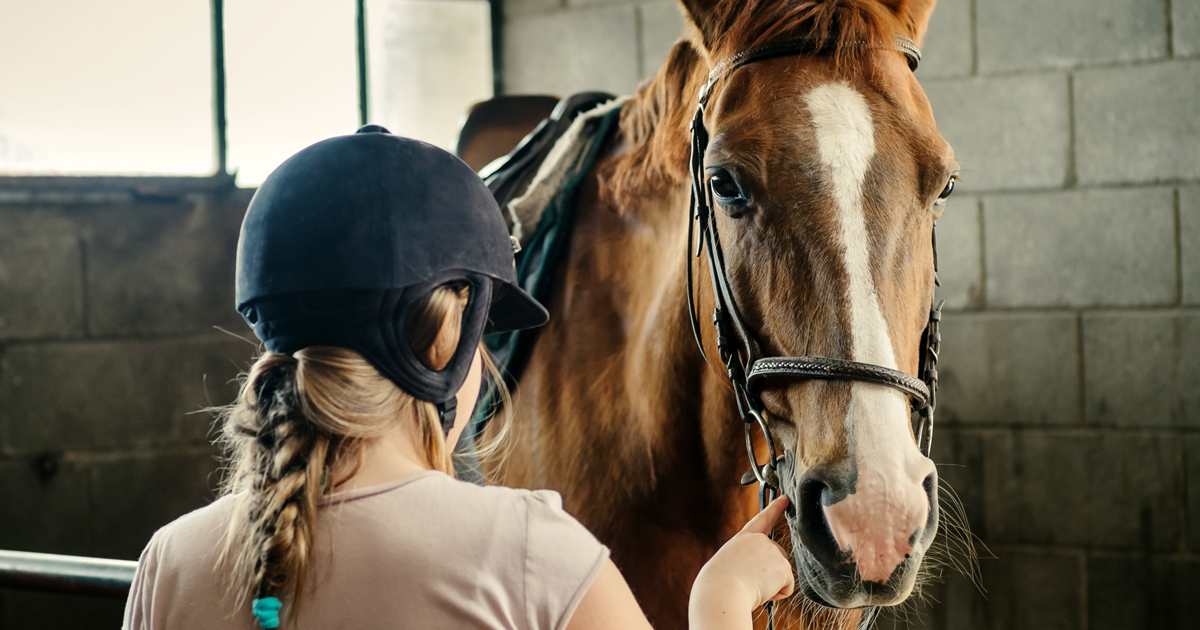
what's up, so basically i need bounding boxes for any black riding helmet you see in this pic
[235,125,549,432]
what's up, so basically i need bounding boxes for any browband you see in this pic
[701,35,921,104]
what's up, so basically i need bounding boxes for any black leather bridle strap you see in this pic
[747,356,930,406]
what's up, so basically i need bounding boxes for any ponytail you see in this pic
[218,354,338,626]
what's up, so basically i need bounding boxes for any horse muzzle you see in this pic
[778,455,940,609]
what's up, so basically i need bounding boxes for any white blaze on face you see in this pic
[803,81,935,587]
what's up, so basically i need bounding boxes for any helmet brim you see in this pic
[487,282,550,334]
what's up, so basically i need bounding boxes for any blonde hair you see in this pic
[215,284,512,618]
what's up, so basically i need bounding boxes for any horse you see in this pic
[484,1,957,627]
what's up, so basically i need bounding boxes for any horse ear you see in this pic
[676,0,727,53]
[879,0,938,45]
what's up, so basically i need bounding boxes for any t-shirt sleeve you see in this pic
[523,490,610,630]
[123,530,163,630]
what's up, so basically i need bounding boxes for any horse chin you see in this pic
[790,544,924,609]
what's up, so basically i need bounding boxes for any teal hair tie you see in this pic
[251,596,282,629]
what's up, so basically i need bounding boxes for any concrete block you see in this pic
[0,459,91,556]
[1182,186,1200,305]
[1188,435,1200,552]
[980,551,1083,630]
[2,591,124,630]
[875,597,935,630]
[1088,556,1200,630]
[935,195,982,310]
[878,549,1081,630]
[931,428,987,542]
[0,337,254,453]
[1083,313,1200,428]
[922,74,1069,192]
[505,6,640,96]
[937,313,1081,426]
[1174,0,1200,57]
[916,0,971,79]
[982,431,1183,550]
[1075,60,1200,185]
[80,195,249,337]
[639,1,684,79]
[0,207,83,340]
[89,451,220,560]
[504,0,563,17]
[984,188,1176,307]
[977,0,1167,73]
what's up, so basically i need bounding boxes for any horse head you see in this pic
[676,0,957,610]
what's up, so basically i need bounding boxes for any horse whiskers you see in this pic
[873,478,990,629]
[914,479,991,595]
[785,479,987,629]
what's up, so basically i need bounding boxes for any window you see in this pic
[365,0,493,150]
[224,0,359,186]
[0,0,214,175]
[0,0,495,184]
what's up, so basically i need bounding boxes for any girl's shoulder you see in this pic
[150,493,241,555]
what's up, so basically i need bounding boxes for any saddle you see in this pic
[452,91,623,468]
[455,91,616,232]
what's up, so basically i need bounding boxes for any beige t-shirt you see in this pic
[123,471,609,630]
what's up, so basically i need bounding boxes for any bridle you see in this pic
[684,34,942,628]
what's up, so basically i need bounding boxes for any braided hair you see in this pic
[215,284,515,627]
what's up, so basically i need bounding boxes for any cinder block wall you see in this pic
[0,178,255,628]
[503,1,1200,628]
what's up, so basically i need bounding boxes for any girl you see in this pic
[123,127,793,630]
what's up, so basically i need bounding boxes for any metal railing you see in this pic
[0,550,135,599]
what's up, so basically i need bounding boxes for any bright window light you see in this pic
[0,0,214,175]
[366,0,493,151]
[224,0,360,187]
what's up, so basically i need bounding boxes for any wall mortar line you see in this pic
[977,198,987,309]
[1079,552,1089,630]
[968,0,978,76]
[1175,188,1183,305]
[635,5,645,79]
[1166,0,1175,58]
[1065,73,1077,189]
[1075,312,1087,425]
[1177,433,1189,552]
[78,236,90,338]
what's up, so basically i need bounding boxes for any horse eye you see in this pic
[710,172,744,202]
[937,178,955,200]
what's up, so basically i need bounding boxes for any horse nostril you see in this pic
[923,472,936,496]
[797,477,842,564]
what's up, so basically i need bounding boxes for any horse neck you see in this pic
[590,43,756,536]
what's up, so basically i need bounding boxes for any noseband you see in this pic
[684,34,942,623]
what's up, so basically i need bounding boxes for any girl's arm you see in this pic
[565,560,655,630]
[565,496,794,630]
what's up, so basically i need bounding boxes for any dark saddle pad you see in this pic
[480,91,616,223]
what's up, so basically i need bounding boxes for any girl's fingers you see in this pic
[769,573,796,601]
[740,495,790,536]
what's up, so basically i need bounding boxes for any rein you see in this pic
[684,34,941,628]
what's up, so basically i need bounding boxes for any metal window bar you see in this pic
[212,0,228,175]
[357,0,369,126]
[0,550,135,599]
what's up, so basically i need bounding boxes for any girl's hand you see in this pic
[688,496,795,630]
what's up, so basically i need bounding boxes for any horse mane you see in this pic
[604,0,906,210]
